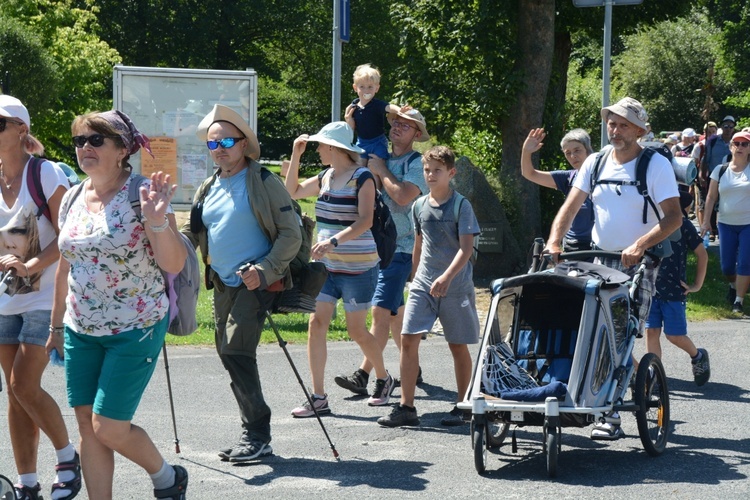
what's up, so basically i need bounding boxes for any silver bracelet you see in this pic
[148,218,170,232]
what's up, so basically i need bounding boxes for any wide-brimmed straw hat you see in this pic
[308,122,365,154]
[387,108,430,142]
[196,104,260,160]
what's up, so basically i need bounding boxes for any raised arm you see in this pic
[284,134,322,200]
[521,128,557,189]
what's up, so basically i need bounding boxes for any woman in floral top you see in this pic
[47,111,188,500]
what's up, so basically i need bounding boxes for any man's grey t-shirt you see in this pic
[383,151,428,254]
[412,191,480,294]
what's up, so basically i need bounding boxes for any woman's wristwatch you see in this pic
[330,237,338,247]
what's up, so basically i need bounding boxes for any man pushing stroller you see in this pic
[544,97,682,439]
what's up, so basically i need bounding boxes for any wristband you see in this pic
[49,325,64,334]
[148,218,170,232]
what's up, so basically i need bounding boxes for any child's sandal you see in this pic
[51,452,82,500]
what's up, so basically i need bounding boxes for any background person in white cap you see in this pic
[673,128,697,157]
[284,121,395,418]
[544,96,681,441]
[334,107,430,402]
[0,95,80,500]
[183,104,301,463]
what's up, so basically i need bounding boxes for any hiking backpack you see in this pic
[354,170,397,269]
[412,192,478,265]
[27,157,81,223]
[589,144,673,225]
[62,175,200,336]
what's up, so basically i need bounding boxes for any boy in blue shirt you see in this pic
[378,146,481,427]
[645,192,710,386]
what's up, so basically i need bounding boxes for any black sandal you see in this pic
[51,451,82,500]
[153,465,189,499]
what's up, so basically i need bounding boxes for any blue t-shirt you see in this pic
[654,218,703,301]
[350,98,389,139]
[202,169,272,286]
[550,169,594,244]
[705,135,731,173]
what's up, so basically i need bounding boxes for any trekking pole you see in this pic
[263,310,340,461]
[162,343,181,453]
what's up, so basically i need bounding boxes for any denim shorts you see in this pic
[65,315,168,421]
[0,309,51,347]
[357,134,389,161]
[645,298,687,336]
[318,266,378,312]
[372,252,412,315]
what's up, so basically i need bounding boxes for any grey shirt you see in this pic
[412,191,480,294]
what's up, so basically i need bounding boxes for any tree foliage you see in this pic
[611,11,721,132]
[1,0,121,163]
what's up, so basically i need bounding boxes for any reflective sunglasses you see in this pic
[206,137,244,150]
[0,117,24,133]
[72,134,111,148]
[732,141,750,148]
[722,124,735,129]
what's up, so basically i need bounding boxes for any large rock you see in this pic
[452,156,525,281]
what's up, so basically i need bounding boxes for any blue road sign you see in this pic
[340,0,350,42]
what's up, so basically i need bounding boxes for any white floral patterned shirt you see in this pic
[58,175,168,336]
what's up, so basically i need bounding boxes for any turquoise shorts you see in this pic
[64,315,168,421]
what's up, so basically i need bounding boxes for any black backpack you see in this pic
[355,170,397,269]
[589,144,673,225]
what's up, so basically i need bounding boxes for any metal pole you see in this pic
[331,0,342,122]
[600,0,613,148]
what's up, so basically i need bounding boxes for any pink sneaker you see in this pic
[291,394,331,418]
[367,374,395,406]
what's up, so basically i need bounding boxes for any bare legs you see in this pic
[0,343,71,476]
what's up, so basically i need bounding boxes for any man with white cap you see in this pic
[673,128,697,157]
[701,115,737,237]
[544,97,681,440]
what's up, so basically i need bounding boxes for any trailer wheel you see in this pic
[635,353,670,456]
[473,423,488,473]
[546,428,558,478]
[488,422,510,449]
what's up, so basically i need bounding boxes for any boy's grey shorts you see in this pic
[402,286,479,344]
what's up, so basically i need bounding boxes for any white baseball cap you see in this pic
[0,95,31,129]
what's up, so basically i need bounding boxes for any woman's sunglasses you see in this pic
[732,141,750,148]
[206,137,244,150]
[0,117,24,133]
[72,134,112,148]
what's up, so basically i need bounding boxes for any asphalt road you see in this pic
[1,317,749,499]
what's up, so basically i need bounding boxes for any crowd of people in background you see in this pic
[1,57,746,497]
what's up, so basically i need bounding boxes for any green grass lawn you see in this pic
[167,240,736,346]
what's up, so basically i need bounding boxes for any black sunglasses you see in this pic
[206,137,244,150]
[732,141,749,148]
[0,117,23,133]
[72,134,112,148]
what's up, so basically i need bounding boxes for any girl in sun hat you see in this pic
[0,94,80,500]
[283,121,395,417]
[701,129,750,315]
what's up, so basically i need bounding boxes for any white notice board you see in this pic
[113,65,258,209]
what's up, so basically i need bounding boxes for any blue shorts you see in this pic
[372,252,412,315]
[318,266,378,312]
[64,315,168,421]
[717,222,750,276]
[645,298,687,336]
[0,309,51,347]
[357,134,389,160]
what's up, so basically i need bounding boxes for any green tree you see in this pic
[1,0,121,163]
[611,12,721,132]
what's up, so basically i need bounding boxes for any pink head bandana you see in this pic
[99,110,153,157]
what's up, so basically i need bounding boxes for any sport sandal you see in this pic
[51,451,82,500]
[153,465,188,500]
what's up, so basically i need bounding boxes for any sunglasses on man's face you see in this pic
[0,117,24,133]
[206,137,244,150]
[72,134,111,148]
[722,124,735,129]
[732,141,750,148]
